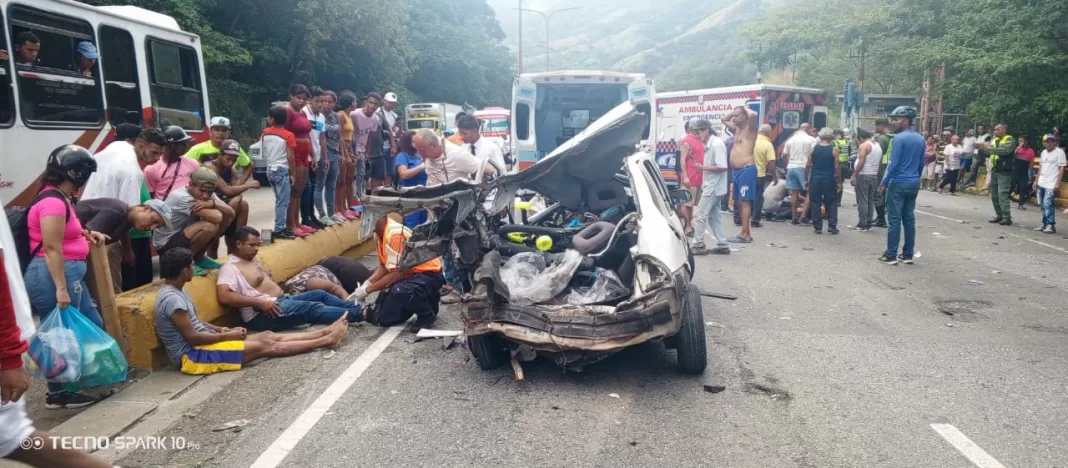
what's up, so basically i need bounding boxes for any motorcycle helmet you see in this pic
[46,145,97,188]
[163,125,194,144]
[889,106,917,120]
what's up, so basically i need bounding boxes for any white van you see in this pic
[510,71,656,171]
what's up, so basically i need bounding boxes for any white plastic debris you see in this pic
[968,280,984,285]
[211,419,250,432]
[608,393,620,399]
[415,329,463,339]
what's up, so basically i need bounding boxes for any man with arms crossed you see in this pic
[721,106,758,243]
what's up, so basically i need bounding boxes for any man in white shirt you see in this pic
[690,120,730,255]
[961,129,977,178]
[965,125,991,188]
[939,135,965,194]
[1034,133,1066,234]
[413,129,496,186]
[81,124,163,203]
[781,123,816,224]
[457,115,506,170]
[380,92,401,156]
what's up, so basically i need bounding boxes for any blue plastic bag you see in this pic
[28,306,128,388]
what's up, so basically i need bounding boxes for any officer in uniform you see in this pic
[873,118,895,228]
[834,129,854,205]
[983,124,1017,225]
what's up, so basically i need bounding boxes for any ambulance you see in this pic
[655,84,828,183]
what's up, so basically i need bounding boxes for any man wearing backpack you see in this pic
[1,198,114,468]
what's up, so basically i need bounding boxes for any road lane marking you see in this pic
[250,326,404,468]
[1006,233,1068,254]
[930,423,1007,468]
[843,188,970,223]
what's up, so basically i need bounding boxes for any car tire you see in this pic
[687,252,695,280]
[675,283,708,374]
[468,333,509,370]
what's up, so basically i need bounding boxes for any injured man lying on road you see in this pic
[349,214,444,330]
[155,248,346,375]
[215,226,363,331]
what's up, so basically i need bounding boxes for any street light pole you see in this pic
[517,0,523,75]
[516,6,581,72]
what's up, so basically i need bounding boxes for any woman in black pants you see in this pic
[1012,136,1035,209]
[805,128,842,234]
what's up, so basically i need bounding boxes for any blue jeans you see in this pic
[268,166,291,232]
[885,182,920,257]
[25,257,102,395]
[246,290,361,332]
[315,151,341,216]
[1038,187,1057,226]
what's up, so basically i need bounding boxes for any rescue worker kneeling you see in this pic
[349,214,445,329]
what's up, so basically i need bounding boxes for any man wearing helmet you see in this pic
[877,107,925,265]
[721,106,758,243]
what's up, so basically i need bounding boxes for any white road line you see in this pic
[842,188,968,223]
[930,423,1008,468]
[250,326,404,468]
[1006,233,1068,254]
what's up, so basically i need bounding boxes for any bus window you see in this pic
[147,38,203,131]
[515,103,530,140]
[0,10,13,127]
[99,26,141,126]
[8,6,103,127]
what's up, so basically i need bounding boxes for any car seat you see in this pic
[587,180,628,213]
[572,221,615,256]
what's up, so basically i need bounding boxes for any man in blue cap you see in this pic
[75,41,98,78]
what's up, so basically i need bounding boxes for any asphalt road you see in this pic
[109,188,1068,468]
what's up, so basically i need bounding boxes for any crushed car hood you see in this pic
[488,101,649,212]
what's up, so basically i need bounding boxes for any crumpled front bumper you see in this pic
[461,262,688,367]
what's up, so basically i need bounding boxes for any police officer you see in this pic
[834,128,854,205]
[873,118,894,228]
[983,124,1017,225]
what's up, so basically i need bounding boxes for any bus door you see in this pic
[627,79,655,151]
[511,76,536,170]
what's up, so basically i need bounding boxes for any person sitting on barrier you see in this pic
[348,214,444,330]
[215,227,363,332]
[155,247,347,376]
[316,256,373,293]
[202,139,260,258]
[154,168,235,276]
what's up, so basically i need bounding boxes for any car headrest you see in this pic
[587,181,628,213]
[572,221,615,255]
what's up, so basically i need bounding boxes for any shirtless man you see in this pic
[721,106,758,243]
[216,227,363,331]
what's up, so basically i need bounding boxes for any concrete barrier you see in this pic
[115,220,376,370]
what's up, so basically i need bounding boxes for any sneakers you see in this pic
[898,254,915,265]
[988,216,1003,224]
[194,256,223,270]
[1035,225,1047,232]
[828,227,840,235]
[750,222,763,228]
[319,216,337,226]
[440,290,462,305]
[874,220,887,228]
[1043,225,1057,234]
[813,228,823,235]
[711,246,732,255]
[998,219,1013,226]
[46,391,100,410]
[878,254,898,265]
[691,245,710,256]
[273,229,297,240]
[791,218,801,225]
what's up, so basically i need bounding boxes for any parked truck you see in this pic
[405,102,464,136]
[655,84,828,183]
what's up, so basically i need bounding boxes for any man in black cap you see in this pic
[203,139,260,257]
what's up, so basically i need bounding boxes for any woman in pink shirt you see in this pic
[24,145,113,409]
[1014,135,1037,209]
[144,126,198,200]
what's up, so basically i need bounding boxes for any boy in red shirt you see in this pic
[262,106,300,239]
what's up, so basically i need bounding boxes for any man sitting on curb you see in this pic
[73,198,171,293]
[349,215,444,330]
[155,247,346,376]
[202,139,260,258]
[154,168,236,276]
[216,227,363,332]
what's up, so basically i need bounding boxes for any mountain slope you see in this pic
[487,0,770,91]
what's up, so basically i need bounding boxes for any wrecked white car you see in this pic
[365,102,706,374]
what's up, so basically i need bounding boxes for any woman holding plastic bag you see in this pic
[23,145,114,409]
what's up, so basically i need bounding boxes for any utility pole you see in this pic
[517,0,523,75]
[516,6,581,72]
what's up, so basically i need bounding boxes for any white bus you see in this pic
[510,70,655,171]
[1,0,210,207]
